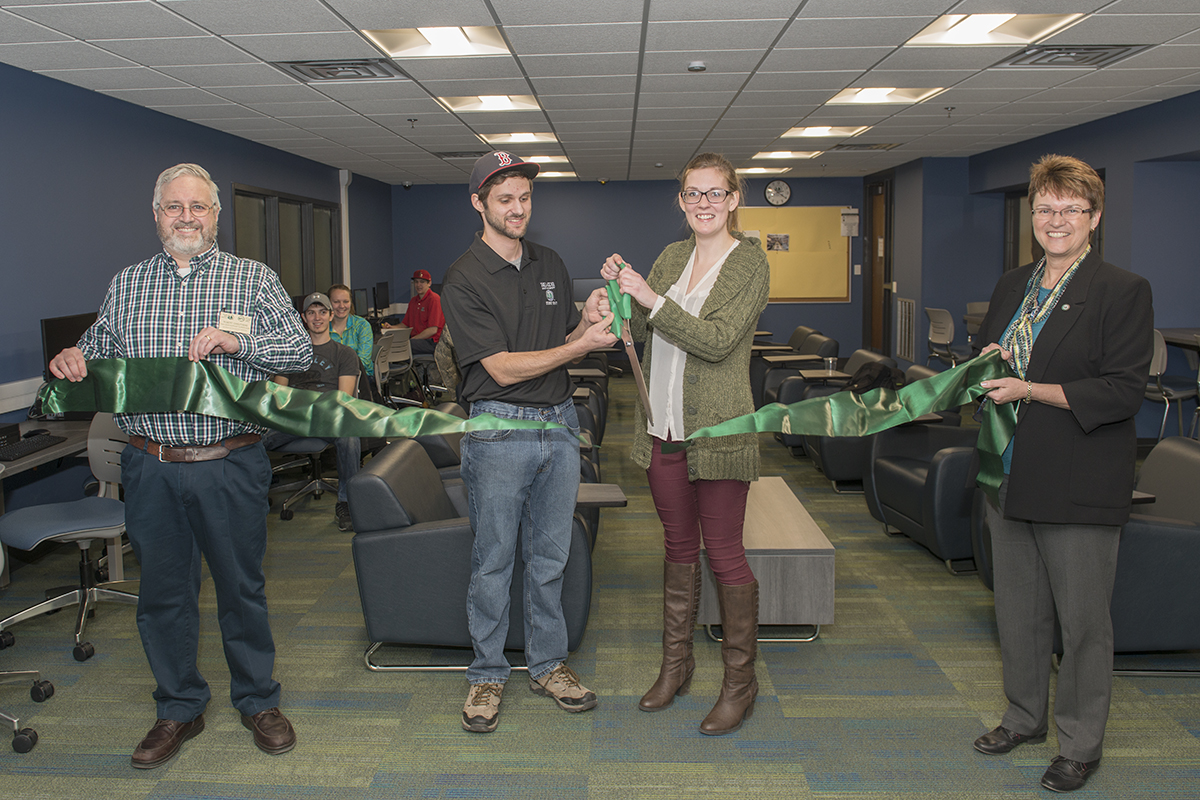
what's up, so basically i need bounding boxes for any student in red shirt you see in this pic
[398,269,445,355]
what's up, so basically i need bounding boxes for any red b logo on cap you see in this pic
[496,151,513,167]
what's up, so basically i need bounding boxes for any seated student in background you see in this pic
[264,292,361,533]
[383,269,444,355]
[328,283,374,376]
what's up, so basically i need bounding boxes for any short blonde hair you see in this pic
[1027,154,1104,217]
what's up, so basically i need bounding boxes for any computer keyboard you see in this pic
[0,433,68,462]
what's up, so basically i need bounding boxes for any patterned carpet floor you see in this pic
[1,374,1198,799]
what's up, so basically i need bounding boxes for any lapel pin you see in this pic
[1061,304,1070,311]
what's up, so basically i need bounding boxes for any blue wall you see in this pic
[390,175,866,348]
[0,63,391,386]
[346,173,394,299]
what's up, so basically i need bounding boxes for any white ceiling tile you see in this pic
[156,62,293,86]
[36,65,188,90]
[1109,44,1200,70]
[744,71,863,91]
[1100,0,1200,14]
[531,75,638,95]
[644,20,785,52]
[399,56,523,82]
[152,103,266,119]
[503,23,642,55]
[223,32,379,61]
[161,0,350,34]
[648,0,797,22]
[0,40,134,70]
[799,0,970,18]
[94,35,258,67]
[101,85,227,105]
[209,84,321,103]
[338,96,449,115]
[778,17,931,48]
[538,94,635,111]
[1046,13,1200,46]
[1064,67,1199,88]
[521,53,641,78]
[493,0,644,25]
[0,9,72,44]
[9,1,204,40]
[641,49,764,74]
[417,78,531,95]
[761,46,891,72]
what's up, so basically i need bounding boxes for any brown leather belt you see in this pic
[129,433,261,463]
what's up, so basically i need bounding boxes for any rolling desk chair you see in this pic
[0,513,55,753]
[0,413,138,662]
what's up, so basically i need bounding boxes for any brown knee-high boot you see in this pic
[639,561,702,711]
[699,580,758,735]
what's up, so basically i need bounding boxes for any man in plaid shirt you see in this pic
[50,164,312,768]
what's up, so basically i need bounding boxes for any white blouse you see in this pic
[646,239,740,441]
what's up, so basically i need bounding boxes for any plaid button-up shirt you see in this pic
[78,244,312,446]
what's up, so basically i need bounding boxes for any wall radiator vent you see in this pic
[896,297,916,363]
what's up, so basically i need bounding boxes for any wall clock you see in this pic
[765,180,790,206]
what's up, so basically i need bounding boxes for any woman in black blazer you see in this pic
[971,155,1153,793]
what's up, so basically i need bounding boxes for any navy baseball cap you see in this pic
[470,151,539,195]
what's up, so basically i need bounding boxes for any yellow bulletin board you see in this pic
[740,206,851,302]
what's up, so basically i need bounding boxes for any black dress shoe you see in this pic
[131,715,205,769]
[973,725,1047,754]
[1040,756,1100,792]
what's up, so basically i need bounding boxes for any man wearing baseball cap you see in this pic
[442,151,617,733]
[263,292,362,532]
[399,269,444,356]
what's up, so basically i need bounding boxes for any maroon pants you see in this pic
[647,438,754,586]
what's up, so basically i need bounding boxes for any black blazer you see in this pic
[975,250,1153,526]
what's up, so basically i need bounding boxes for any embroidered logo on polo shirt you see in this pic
[541,281,557,306]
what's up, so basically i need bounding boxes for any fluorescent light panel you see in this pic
[826,87,944,105]
[781,125,870,138]
[906,14,1085,46]
[753,151,821,160]
[439,95,540,112]
[361,26,510,58]
[528,155,569,163]
[737,167,791,175]
[538,171,576,178]
[482,132,558,144]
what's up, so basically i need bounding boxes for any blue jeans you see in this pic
[121,442,281,721]
[460,398,580,684]
[262,432,361,503]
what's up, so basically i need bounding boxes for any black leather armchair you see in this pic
[347,439,593,671]
[805,364,957,492]
[758,334,839,408]
[864,422,979,572]
[774,349,895,457]
[970,437,1200,672]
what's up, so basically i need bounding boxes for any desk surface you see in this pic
[5,419,91,478]
[568,368,607,379]
[799,369,850,380]
[1160,328,1200,348]
[761,353,822,364]
[751,344,794,352]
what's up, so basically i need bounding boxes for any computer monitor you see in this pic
[573,278,607,303]
[40,311,98,381]
[374,281,390,312]
[353,288,369,315]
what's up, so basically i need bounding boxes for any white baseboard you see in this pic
[0,376,45,415]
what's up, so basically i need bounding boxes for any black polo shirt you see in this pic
[442,232,582,406]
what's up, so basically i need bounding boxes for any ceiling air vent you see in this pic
[274,59,407,82]
[994,44,1151,69]
[828,142,901,151]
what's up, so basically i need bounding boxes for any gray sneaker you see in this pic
[530,664,598,712]
[462,682,503,732]
[335,502,353,532]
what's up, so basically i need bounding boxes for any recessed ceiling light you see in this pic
[361,26,510,58]
[906,14,1085,47]
[527,155,569,163]
[538,171,577,179]
[753,151,821,160]
[826,87,944,105]
[439,95,540,112]
[736,167,792,175]
[481,132,559,145]
[781,125,870,138]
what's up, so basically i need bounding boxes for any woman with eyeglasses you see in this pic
[971,154,1153,793]
[600,152,768,735]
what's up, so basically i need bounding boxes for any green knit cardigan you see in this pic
[628,231,770,482]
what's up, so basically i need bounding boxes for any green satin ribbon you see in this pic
[40,351,1018,501]
[38,358,571,439]
[605,265,633,338]
[665,350,1016,501]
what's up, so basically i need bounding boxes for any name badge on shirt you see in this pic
[218,312,253,335]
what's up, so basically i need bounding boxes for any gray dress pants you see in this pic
[985,478,1120,763]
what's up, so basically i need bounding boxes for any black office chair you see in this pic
[0,528,55,754]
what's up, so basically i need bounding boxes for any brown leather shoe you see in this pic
[973,725,1047,755]
[240,707,296,754]
[131,715,205,769]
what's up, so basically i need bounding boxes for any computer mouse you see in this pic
[24,429,49,438]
